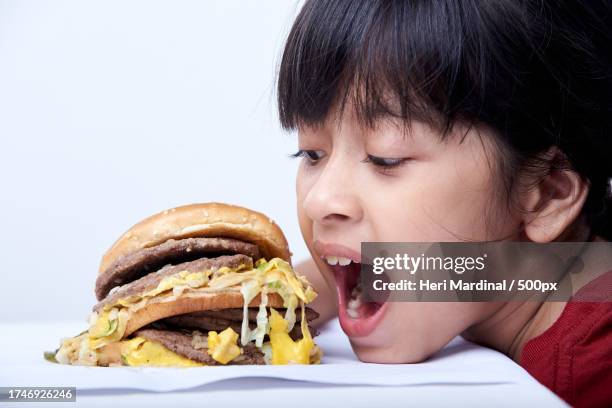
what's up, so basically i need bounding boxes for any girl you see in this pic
[277,1,612,406]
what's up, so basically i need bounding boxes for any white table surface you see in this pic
[0,319,566,407]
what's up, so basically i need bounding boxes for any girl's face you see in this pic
[296,108,522,362]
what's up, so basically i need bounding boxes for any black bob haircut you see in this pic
[277,0,612,240]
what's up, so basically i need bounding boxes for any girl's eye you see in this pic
[290,149,326,165]
[361,154,409,173]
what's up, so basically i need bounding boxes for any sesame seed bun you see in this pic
[99,202,292,276]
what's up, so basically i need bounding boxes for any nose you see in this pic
[302,153,364,226]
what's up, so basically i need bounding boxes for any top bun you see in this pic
[99,203,291,275]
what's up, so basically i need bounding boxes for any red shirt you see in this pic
[521,271,612,407]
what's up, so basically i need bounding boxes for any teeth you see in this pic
[325,256,338,265]
[325,256,353,266]
[346,283,363,319]
[348,297,362,310]
[338,257,351,266]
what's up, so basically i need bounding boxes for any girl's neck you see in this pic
[463,234,609,363]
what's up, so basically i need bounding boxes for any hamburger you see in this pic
[47,203,321,366]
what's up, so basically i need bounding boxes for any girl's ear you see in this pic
[521,147,590,242]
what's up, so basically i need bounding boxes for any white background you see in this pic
[0,0,308,322]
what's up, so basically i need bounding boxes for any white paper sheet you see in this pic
[0,319,537,392]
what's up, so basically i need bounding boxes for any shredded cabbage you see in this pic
[253,286,269,347]
[239,279,260,346]
[284,296,297,332]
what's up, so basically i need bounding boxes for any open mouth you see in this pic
[324,256,388,337]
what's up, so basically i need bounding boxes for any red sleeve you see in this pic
[520,271,612,408]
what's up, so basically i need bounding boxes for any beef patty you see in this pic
[160,307,320,340]
[96,237,261,300]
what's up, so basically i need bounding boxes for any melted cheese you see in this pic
[87,308,129,350]
[268,308,315,365]
[207,327,242,364]
[121,337,203,367]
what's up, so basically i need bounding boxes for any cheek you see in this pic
[360,179,489,242]
[364,150,514,241]
[296,165,312,242]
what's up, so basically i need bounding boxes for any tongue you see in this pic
[350,301,382,318]
[359,301,382,317]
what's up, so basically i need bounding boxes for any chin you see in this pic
[350,340,430,364]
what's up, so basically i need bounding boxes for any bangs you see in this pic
[277,0,612,242]
[277,0,494,133]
